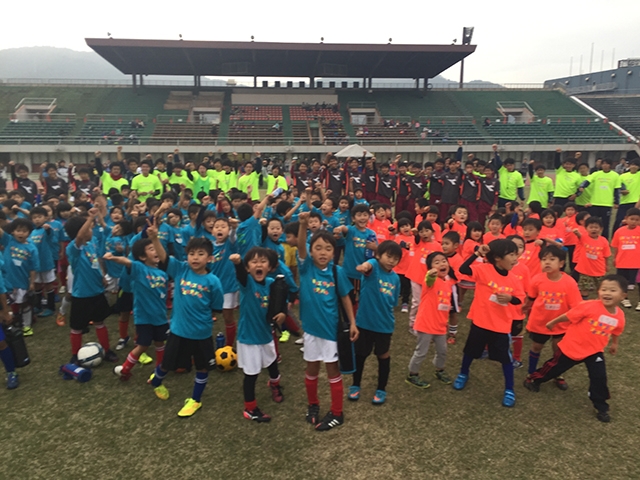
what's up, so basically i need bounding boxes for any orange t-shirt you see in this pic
[528,213,540,220]
[558,300,625,361]
[575,235,611,277]
[573,225,587,260]
[459,239,483,283]
[446,221,467,254]
[561,215,578,246]
[446,253,463,282]
[503,224,524,238]
[414,276,456,335]
[393,233,416,275]
[540,224,564,243]
[611,226,640,269]
[405,240,442,284]
[369,218,392,243]
[483,232,505,244]
[510,262,531,320]
[466,263,525,333]
[520,240,541,274]
[526,272,583,335]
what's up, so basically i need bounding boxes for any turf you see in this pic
[3,287,640,480]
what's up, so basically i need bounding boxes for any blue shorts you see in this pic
[135,323,169,347]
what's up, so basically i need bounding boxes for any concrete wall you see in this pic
[545,65,640,94]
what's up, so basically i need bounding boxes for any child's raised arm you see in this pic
[297,212,309,260]
[253,193,271,219]
[103,252,132,268]
[75,209,98,247]
[146,220,166,264]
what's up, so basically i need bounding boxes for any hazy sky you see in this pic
[2,0,639,83]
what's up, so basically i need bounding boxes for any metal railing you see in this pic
[6,113,76,122]
[419,116,475,124]
[14,97,57,110]
[84,114,148,123]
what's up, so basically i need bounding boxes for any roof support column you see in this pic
[139,74,144,86]
[132,74,137,90]
[254,76,257,88]
[310,76,314,88]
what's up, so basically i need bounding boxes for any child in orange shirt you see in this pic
[522,245,582,387]
[483,213,505,244]
[574,217,611,299]
[405,221,442,332]
[520,218,544,274]
[506,234,530,368]
[452,239,525,408]
[392,218,416,313]
[611,207,640,309]
[442,231,462,344]
[526,200,543,220]
[414,202,442,243]
[445,205,468,254]
[458,221,484,302]
[539,209,564,247]
[406,252,457,389]
[503,208,524,238]
[570,210,590,281]
[559,203,579,279]
[368,204,392,243]
[524,275,627,423]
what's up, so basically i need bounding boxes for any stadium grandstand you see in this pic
[0,39,638,170]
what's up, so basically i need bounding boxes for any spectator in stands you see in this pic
[590,158,603,174]
[615,157,628,174]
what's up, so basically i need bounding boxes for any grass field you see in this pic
[3,286,640,480]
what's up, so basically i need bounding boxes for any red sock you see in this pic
[70,329,83,355]
[122,352,140,374]
[155,345,165,366]
[118,321,129,339]
[244,400,257,411]
[225,323,237,346]
[513,336,523,362]
[305,373,319,405]
[269,375,281,386]
[329,375,343,416]
[283,315,300,333]
[95,324,111,353]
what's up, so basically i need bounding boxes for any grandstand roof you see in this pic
[85,39,476,80]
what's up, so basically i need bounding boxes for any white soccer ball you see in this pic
[78,342,105,368]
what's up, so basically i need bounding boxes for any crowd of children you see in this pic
[0,145,636,426]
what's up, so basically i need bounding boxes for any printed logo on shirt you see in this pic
[378,279,396,297]
[437,289,451,311]
[312,278,335,296]
[584,243,604,260]
[540,290,566,310]
[180,279,209,298]
[146,273,167,290]
[618,235,638,250]
[254,291,269,308]
[83,249,100,270]
[588,315,619,336]
[30,233,44,245]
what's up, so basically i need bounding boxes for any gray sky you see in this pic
[2,0,639,83]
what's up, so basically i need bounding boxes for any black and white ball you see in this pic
[77,342,104,368]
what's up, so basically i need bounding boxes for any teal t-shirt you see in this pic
[129,261,168,326]
[355,260,400,334]
[237,276,274,345]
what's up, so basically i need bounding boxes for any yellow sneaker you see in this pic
[139,352,153,365]
[279,330,291,343]
[177,398,202,417]
[154,384,169,400]
[23,326,34,337]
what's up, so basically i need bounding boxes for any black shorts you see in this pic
[529,332,564,345]
[463,323,511,364]
[161,333,216,372]
[114,291,133,313]
[135,323,169,347]
[70,294,111,330]
[354,327,392,357]
[511,320,524,336]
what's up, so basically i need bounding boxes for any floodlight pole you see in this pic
[459,27,474,89]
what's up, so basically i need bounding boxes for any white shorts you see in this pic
[237,341,277,375]
[35,270,56,284]
[223,291,239,309]
[105,275,119,293]
[67,266,74,296]
[9,289,28,304]
[302,332,339,364]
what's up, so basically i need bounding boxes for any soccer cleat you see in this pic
[38,309,55,318]
[178,398,202,417]
[22,327,34,337]
[138,352,153,365]
[435,370,452,385]
[405,374,431,389]
[596,411,611,423]
[512,360,524,369]
[115,336,130,351]
[452,374,469,390]
[59,286,66,294]
[401,303,409,313]
[6,372,19,390]
[279,330,291,343]
[502,389,516,408]
[113,365,132,381]
[306,404,320,425]
[244,407,271,423]
[315,411,344,431]
[56,313,66,326]
[447,334,456,345]
[104,350,119,363]
[154,384,170,400]
[269,383,284,403]
[348,385,360,401]
[621,299,632,308]
[294,337,304,345]
[554,377,569,391]
[523,377,540,392]
[372,390,387,405]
